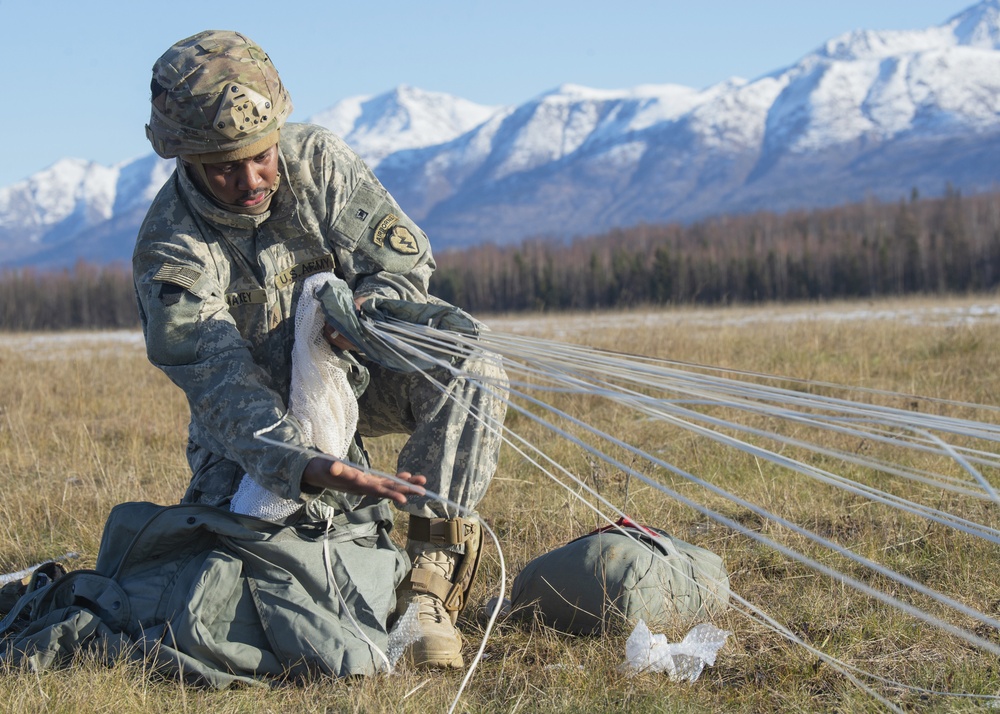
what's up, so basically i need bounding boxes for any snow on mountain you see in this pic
[765,2,1000,154]
[0,158,115,237]
[953,0,1000,46]
[5,1,1000,267]
[821,0,1000,60]
[306,85,500,166]
[112,154,175,215]
[0,87,495,267]
[367,1,1000,246]
[685,77,785,151]
[0,158,118,264]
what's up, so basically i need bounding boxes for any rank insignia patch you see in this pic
[373,213,399,247]
[389,225,419,255]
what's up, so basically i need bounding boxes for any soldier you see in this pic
[134,30,507,669]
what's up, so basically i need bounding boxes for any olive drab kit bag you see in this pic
[0,500,407,687]
[510,518,730,634]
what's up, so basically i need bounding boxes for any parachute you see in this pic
[303,301,1000,712]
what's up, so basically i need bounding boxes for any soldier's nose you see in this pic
[237,165,262,191]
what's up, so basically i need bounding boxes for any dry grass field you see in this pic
[2,295,1000,713]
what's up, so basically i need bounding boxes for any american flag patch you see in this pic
[152,264,202,289]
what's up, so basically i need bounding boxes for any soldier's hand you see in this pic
[322,323,356,351]
[321,296,374,351]
[302,457,427,505]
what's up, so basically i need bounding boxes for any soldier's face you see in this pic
[203,144,279,209]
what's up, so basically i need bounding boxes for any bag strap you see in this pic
[299,498,394,539]
[0,569,111,639]
[0,585,48,638]
[342,498,393,527]
[569,516,681,558]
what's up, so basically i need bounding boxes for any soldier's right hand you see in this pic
[302,457,426,505]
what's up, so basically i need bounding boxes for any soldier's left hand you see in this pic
[322,323,356,351]
[321,295,374,351]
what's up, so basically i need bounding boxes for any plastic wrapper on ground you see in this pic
[623,620,731,682]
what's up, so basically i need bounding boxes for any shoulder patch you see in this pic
[373,214,399,247]
[388,225,419,255]
[152,264,203,290]
[331,180,429,273]
[332,181,388,249]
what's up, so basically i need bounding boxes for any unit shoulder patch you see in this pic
[348,204,429,274]
[388,225,419,255]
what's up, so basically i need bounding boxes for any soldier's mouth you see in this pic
[239,190,268,207]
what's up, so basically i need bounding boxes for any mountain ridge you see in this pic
[4,1,1000,267]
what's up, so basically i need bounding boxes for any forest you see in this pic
[1,187,998,330]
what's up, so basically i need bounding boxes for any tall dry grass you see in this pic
[1,296,999,712]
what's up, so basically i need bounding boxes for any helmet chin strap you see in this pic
[183,160,281,216]
[182,132,281,216]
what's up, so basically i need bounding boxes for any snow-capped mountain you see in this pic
[0,88,494,267]
[371,0,1000,246]
[308,85,501,167]
[5,1,1000,267]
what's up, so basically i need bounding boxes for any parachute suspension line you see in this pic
[501,383,1000,652]
[457,328,1000,542]
[366,322,1000,700]
[602,396,1000,539]
[484,329,1000,424]
[351,317,1000,702]
[481,329,1000,499]
[322,513,393,673]
[476,328,1000,446]
[914,427,1000,505]
[360,320,738,673]
[476,330,1000,461]
[725,591,907,713]
[554,374,1000,540]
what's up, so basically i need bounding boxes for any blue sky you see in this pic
[0,0,976,186]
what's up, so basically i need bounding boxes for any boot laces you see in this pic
[413,591,449,625]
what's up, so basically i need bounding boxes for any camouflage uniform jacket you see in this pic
[133,123,434,505]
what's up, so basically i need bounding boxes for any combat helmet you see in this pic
[146,30,293,160]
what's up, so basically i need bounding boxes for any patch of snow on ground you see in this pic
[1,330,145,360]
[492,302,1000,338]
[4,301,998,356]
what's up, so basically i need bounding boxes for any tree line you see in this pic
[0,262,137,331]
[2,187,999,331]
[431,187,1000,312]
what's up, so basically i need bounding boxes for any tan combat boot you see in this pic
[395,516,483,669]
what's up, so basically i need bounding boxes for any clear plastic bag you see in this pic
[623,620,731,682]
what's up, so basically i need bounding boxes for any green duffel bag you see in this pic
[510,518,729,634]
[0,499,408,687]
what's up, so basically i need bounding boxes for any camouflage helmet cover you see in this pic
[146,30,293,159]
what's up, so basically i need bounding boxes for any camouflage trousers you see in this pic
[358,350,509,520]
